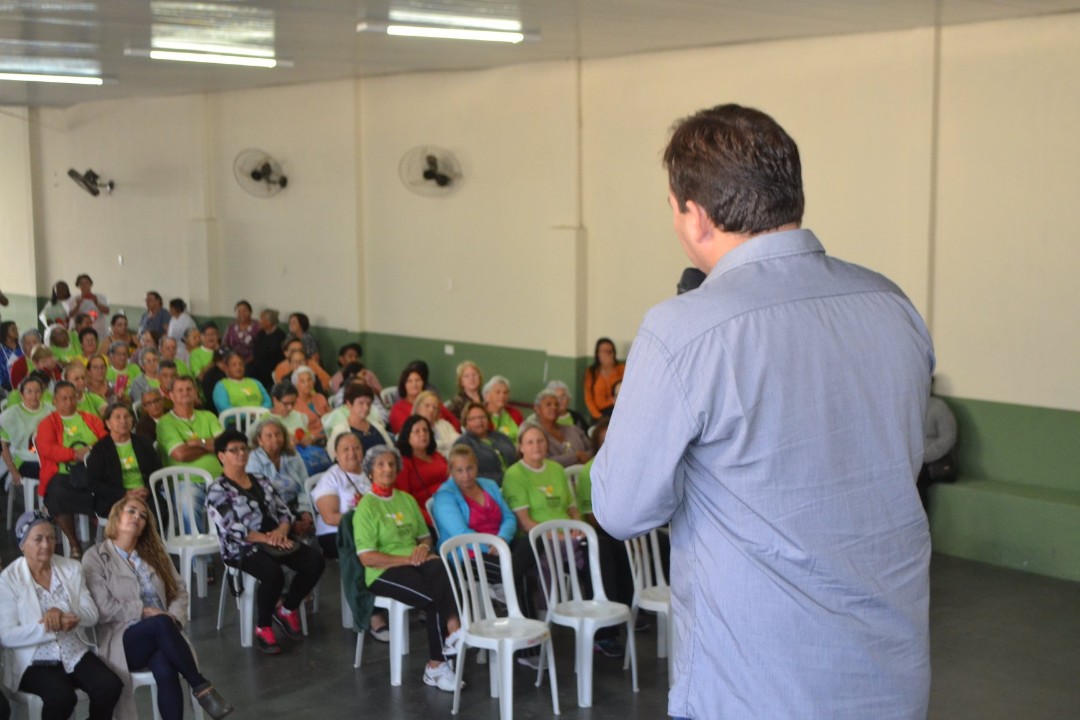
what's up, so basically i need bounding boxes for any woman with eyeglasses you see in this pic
[82,497,233,720]
[206,430,325,655]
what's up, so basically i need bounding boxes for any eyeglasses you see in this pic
[143,398,164,405]
[224,446,250,455]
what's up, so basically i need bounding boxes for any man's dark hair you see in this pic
[147,291,163,303]
[663,104,804,235]
[344,381,374,405]
[77,327,98,342]
[169,298,187,313]
[338,342,363,364]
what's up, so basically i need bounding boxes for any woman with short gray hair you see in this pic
[482,375,523,442]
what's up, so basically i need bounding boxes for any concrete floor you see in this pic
[4,516,1079,719]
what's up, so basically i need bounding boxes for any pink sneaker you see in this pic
[273,606,303,641]
[254,626,281,655]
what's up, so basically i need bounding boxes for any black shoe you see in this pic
[634,614,652,632]
[193,684,234,719]
[594,638,625,658]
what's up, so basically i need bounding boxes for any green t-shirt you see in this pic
[5,389,54,408]
[77,391,107,417]
[115,441,144,490]
[58,413,99,471]
[576,458,594,516]
[501,459,574,528]
[353,491,430,586]
[189,347,213,378]
[106,363,142,393]
[49,344,78,363]
[155,410,224,478]
[219,378,265,408]
[491,409,520,443]
[175,358,193,378]
[0,402,53,466]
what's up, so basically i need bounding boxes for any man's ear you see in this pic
[682,200,715,245]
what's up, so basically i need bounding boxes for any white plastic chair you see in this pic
[217,406,269,440]
[529,519,638,708]
[441,533,559,719]
[625,529,674,686]
[217,563,311,647]
[564,464,585,497]
[148,467,219,619]
[353,595,412,685]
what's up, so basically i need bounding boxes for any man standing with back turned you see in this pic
[592,104,934,719]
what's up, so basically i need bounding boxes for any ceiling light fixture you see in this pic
[385,25,523,43]
[359,11,531,44]
[148,49,277,67]
[0,72,103,85]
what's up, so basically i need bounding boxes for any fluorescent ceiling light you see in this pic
[384,25,524,43]
[151,39,275,58]
[0,72,102,85]
[148,50,276,67]
[387,9,522,32]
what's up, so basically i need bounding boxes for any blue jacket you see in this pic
[432,477,516,550]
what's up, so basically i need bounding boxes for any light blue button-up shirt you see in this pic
[594,228,933,719]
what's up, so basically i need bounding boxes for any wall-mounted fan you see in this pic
[233,149,289,198]
[68,168,114,196]
[398,146,461,197]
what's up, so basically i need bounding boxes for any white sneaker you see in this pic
[517,653,546,671]
[423,662,459,692]
[442,628,463,656]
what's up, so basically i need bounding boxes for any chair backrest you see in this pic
[440,533,525,634]
[218,406,270,440]
[303,471,324,514]
[425,495,436,525]
[528,519,606,608]
[564,464,585,496]
[625,528,668,603]
[148,466,214,542]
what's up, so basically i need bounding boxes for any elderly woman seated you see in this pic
[394,416,448,528]
[543,380,590,432]
[483,375,523,442]
[452,401,516,485]
[0,512,122,720]
[412,390,460,456]
[64,361,106,418]
[206,430,326,655]
[292,366,330,444]
[105,342,142,400]
[245,415,314,536]
[128,347,161,407]
[83,498,233,720]
[86,402,162,520]
[353,445,461,691]
[325,382,393,460]
[389,361,459,434]
[529,389,591,467]
[212,350,272,413]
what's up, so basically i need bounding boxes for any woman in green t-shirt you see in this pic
[86,402,162,518]
[212,351,272,413]
[500,423,580,534]
[353,445,461,692]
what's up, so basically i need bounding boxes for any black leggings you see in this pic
[124,615,208,720]
[370,559,457,661]
[226,544,326,627]
[18,653,123,720]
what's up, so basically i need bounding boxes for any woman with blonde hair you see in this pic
[83,497,233,720]
[444,360,483,419]
[412,389,460,456]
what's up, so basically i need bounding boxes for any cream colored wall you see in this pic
[359,61,581,355]
[581,29,936,354]
[934,13,1080,411]
[0,108,36,298]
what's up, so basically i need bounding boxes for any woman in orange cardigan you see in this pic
[583,337,625,419]
[35,380,106,558]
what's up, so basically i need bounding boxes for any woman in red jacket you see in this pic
[35,380,106,558]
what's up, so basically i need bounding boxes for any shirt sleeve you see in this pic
[592,328,698,539]
[353,501,377,555]
[501,467,529,511]
[212,381,230,412]
[156,416,183,456]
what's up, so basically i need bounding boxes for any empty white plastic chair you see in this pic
[529,519,638,708]
[625,528,674,686]
[148,467,219,619]
[441,533,559,719]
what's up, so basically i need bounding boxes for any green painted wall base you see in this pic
[930,397,1080,582]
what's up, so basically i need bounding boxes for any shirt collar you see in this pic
[703,228,824,286]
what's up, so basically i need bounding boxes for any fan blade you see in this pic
[425,154,438,170]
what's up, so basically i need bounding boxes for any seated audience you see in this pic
[128,348,161,406]
[0,512,122,720]
[389,362,459,434]
[452,401,516,485]
[530,390,592,467]
[207,430,326,655]
[251,309,285,390]
[86,402,162,519]
[213,351,272,412]
[65,361,106,417]
[293,366,330,443]
[106,314,138,354]
[412,390,460,456]
[166,298,197,348]
[353,445,460,691]
[311,433,370,559]
[0,376,53,487]
[545,379,590,432]
[326,382,393,460]
[139,291,170,338]
[583,337,625,419]
[36,381,107,558]
[287,313,320,365]
[444,360,483,420]
[85,354,114,402]
[83,497,233,720]
[394,415,447,527]
[483,375,523,442]
[223,301,256,363]
[245,416,313,534]
[156,376,223,524]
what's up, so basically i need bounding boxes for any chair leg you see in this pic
[451,640,467,716]
[489,647,499,698]
[354,631,364,669]
[239,574,256,648]
[180,552,194,621]
[388,605,403,686]
[299,601,309,636]
[194,556,208,599]
[216,573,229,631]
[656,611,668,658]
[577,630,595,708]
[546,638,560,715]
[625,619,639,693]
[498,646,514,720]
[340,583,353,629]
